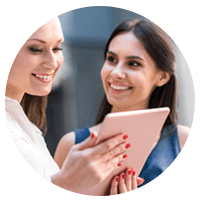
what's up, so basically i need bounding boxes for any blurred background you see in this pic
[44,6,195,157]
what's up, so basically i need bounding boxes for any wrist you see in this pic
[51,171,69,190]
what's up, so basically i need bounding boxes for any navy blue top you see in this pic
[74,124,181,187]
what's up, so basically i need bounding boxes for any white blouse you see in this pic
[5,96,60,181]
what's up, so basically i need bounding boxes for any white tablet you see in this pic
[87,107,170,196]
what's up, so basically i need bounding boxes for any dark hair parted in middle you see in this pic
[95,19,178,127]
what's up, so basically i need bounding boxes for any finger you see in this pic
[110,176,119,195]
[137,177,145,186]
[100,142,128,163]
[102,152,128,177]
[125,168,133,191]
[119,173,127,193]
[132,170,137,190]
[74,131,98,151]
[93,133,126,155]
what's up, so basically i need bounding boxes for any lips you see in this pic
[109,82,132,91]
[31,73,52,82]
[109,81,131,88]
[108,82,133,94]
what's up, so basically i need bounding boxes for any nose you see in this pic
[110,63,126,80]
[42,51,58,70]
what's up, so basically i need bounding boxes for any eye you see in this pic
[128,61,141,67]
[107,55,117,63]
[28,46,42,53]
[53,47,63,52]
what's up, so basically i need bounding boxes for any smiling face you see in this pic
[101,32,169,112]
[6,18,64,102]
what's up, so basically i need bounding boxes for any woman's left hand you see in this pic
[110,168,144,195]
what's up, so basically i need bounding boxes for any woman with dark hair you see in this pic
[55,19,190,195]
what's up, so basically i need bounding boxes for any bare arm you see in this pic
[177,124,190,149]
[54,132,75,169]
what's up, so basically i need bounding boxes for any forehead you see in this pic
[109,32,146,54]
[28,18,63,41]
[108,32,155,63]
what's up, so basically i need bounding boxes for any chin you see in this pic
[107,97,122,108]
[29,88,51,97]
[39,89,51,96]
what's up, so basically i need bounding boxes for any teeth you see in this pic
[35,74,51,81]
[110,84,129,90]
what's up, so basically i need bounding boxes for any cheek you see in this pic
[100,64,107,83]
[58,53,64,68]
[130,74,152,100]
[8,58,30,83]
[49,54,64,80]
[129,71,145,86]
[130,73,155,98]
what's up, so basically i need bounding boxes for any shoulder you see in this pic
[89,123,102,135]
[177,124,190,150]
[54,125,102,168]
[54,131,75,168]
[6,111,31,142]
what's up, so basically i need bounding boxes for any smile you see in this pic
[109,83,132,90]
[32,73,52,82]
[110,84,129,90]
[109,83,132,94]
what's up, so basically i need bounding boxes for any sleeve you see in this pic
[6,113,57,181]
[14,137,45,178]
[6,113,45,178]
[74,127,91,144]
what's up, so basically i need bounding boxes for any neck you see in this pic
[6,84,24,103]
[111,103,149,113]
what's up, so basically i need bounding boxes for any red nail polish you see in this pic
[123,134,128,140]
[117,163,122,167]
[91,132,95,139]
[128,169,133,175]
[142,178,145,183]
[122,173,125,179]
[116,177,119,181]
[123,154,128,159]
[125,143,131,149]
[132,170,136,176]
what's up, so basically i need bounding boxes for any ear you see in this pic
[156,72,171,87]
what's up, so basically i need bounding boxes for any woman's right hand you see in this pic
[110,168,145,195]
[51,132,129,194]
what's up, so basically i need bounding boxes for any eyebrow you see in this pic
[27,37,64,44]
[107,51,144,61]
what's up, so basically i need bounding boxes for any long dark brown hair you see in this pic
[20,93,48,136]
[95,19,178,127]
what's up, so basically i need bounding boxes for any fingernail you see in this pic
[117,163,122,167]
[90,132,95,139]
[123,154,128,159]
[142,178,145,183]
[122,173,125,179]
[116,177,119,181]
[128,169,133,175]
[125,143,131,149]
[123,134,128,140]
[132,170,136,176]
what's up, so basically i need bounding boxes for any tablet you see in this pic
[87,107,170,196]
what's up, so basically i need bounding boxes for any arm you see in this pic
[177,124,190,149]
[54,132,75,169]
[14,137,47,177]
[51,132,129,194]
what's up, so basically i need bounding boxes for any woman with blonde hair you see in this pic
[5,17,141,194]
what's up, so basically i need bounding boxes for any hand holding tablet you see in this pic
[87,107,170,195]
